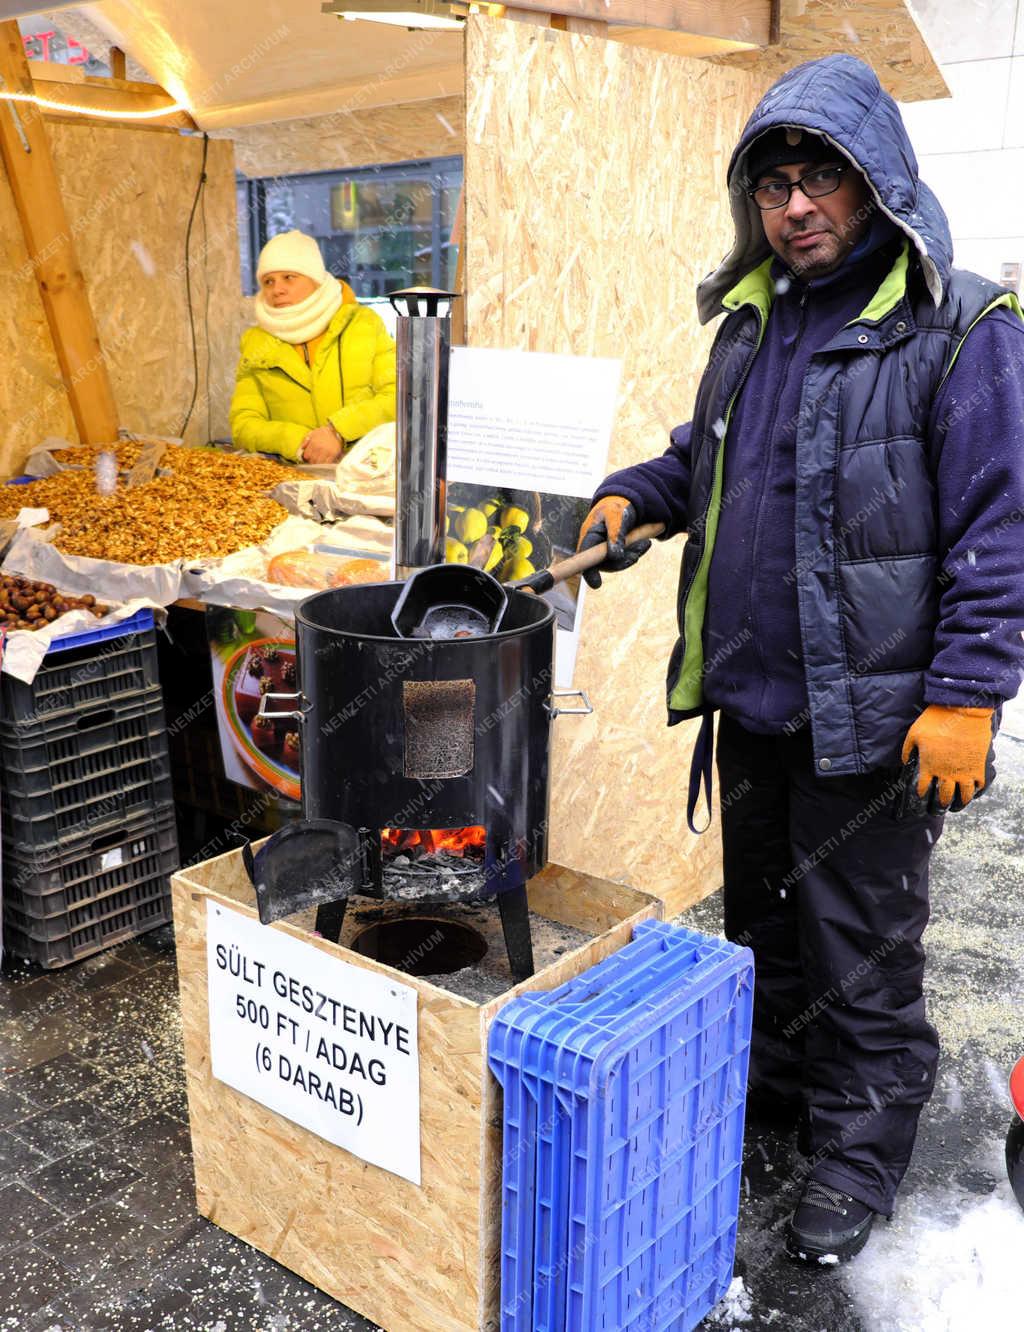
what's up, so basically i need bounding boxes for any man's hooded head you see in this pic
[743,126,876,281]
[696,55,952,324]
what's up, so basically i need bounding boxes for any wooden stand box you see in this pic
[172,848,662,1332]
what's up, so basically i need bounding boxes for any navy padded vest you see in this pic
[667,253,1012,775]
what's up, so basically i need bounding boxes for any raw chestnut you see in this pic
[0,575,109,633]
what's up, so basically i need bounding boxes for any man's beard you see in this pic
[779,227,847,278]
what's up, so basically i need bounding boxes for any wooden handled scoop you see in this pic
[391,522,667,641]
[510,522,665,596]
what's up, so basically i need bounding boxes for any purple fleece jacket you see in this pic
[596,247,1024,732]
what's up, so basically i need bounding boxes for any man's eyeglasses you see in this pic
[748,165,848,211]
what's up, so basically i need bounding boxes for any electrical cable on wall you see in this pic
[201,156,212,443]
[179,132,209,439]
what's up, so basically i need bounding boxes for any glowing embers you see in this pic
[380,825,488,902]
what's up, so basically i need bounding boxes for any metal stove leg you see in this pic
[497,885,534,982]
[314,897,348,945]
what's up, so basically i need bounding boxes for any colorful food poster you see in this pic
[207,607,301,802]
[446,347,621,685]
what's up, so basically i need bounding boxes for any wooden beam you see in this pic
[502,7,554,25]
[0,22,119,445]
[495,0,771,44]
[194,61,464,129]
[610,26,759,56]
[27,60,196,129]
[109,46,127,80]
[552,15,609,36]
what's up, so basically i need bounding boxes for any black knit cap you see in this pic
[744,127,837,185]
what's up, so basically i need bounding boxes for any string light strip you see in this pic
[0,89,187,121]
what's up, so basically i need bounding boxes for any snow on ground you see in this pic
[714,1276,754,1327]
[840,1144,1024,1331]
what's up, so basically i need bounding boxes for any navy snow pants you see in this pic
[716,711,945,1215]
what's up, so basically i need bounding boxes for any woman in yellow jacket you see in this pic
[230,230,396,464]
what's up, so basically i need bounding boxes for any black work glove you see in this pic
[576,497,651,589]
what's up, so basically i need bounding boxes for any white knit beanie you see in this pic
[256,230,328,284]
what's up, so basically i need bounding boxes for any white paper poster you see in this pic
[447,347,621,685]
[206,901,421,1184]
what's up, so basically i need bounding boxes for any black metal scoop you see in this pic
[391,564,508,639]
[390,524,667,641]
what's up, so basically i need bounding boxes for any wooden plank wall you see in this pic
[464,16,769,915]
[0,126,240,475]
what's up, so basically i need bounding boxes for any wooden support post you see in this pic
[0,21,119,445]
[109,45,127,80]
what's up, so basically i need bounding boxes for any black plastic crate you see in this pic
[3,804,178,921]
[2,883,172,969]
[0,622,160,723]
[4,874,171,942]
[0,687,168,798]
[0,708,173,852]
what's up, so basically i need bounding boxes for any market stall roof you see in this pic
[77,1,465,128]
[74,0,946,130]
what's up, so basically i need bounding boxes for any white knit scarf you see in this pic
[253,274,344,344]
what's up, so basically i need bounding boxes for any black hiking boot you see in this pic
[785,1180,876,1265]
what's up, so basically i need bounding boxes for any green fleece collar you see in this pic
[851,240,909,325]
[721,257,775,321]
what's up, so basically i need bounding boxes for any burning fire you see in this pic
[381,826,486,858]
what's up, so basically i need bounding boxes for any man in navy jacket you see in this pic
[579,54,1024,1263]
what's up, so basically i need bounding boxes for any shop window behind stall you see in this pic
[238,157,463,330]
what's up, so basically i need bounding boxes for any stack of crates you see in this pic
[1,611,179,968]
[488,919,754,1332]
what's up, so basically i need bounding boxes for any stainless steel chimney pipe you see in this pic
[389,287,458,580]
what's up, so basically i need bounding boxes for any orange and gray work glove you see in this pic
[576,497,651,589]
[899,704,996,814]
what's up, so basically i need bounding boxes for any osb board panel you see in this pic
[465,17,767,914]
[525,860,656,934]
[711,0,949,103]
[228,95,465,178]
[172,852,660,1332]
[47,127,241,451]
[0,124,240,475]
[173,874,483,1332]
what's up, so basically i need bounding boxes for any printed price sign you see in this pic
[206,901,421,1184]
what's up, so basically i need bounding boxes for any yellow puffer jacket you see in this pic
[230,296,396,462]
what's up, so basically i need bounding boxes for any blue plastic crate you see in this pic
[488,920,754,1332]
[46,608,154,655]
